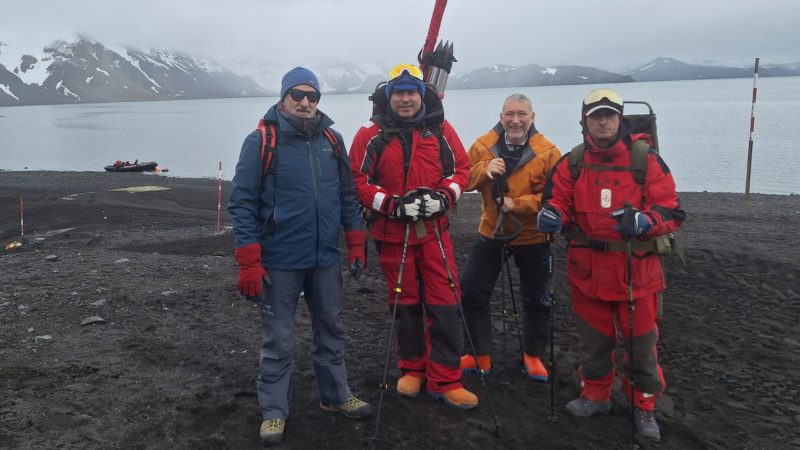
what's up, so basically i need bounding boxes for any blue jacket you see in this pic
[228,104,363,270]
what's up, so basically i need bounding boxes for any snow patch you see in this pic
[55,80,80,101]
[85,76,94,84]
[96,67,110,76]
[0,83,19,101]
[637,63,655,71]
[541,67,557,76]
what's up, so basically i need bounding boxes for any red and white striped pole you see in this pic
[216,161,222,233]
[744,57,759,199]
[19,197,24,237]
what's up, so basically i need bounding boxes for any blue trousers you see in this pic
[256,261,352,419]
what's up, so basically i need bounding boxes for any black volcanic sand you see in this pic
[1,171,798,449]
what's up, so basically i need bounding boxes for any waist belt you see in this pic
[564,226,671,254]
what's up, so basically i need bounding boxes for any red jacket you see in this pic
[349,119,469,244]
[543,133,685,300]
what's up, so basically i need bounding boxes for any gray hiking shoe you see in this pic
[319,395,372,419]
[259,418,285,447]
[634,408,661,442]
[565,397,611,417]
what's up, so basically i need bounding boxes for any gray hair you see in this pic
[503,93,532,111]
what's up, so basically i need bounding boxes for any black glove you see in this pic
[610,205,652,240]
[420,190,450,218]
[382,194,421,221]
[537,204,563,233]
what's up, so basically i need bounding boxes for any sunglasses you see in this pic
[287,89,320,103]
[387,63,424,82]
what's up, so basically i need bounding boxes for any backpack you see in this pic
[256,118,344,179]
[568,139,651,188]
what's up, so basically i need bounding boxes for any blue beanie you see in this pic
[385,71,426,98]
[280,67,320,100]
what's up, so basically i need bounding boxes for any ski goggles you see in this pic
[287,89,321,103]
[582,88,623,116]
[387,63,424,83]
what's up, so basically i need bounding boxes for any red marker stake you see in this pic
[217,162,222,233]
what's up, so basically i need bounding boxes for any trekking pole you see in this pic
[431,221,500,437]
[502,244,524,373]
[623,206,638,448]
[19,197,24,238]
[545,234,557,423]
[371,221,412,447]
[498,243,509,364]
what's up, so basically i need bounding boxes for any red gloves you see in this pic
[234,242,270,299]
[344,230,367,279]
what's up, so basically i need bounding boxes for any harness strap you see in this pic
[563,226,667,253]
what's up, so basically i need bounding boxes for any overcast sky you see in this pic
[2,0,798,72]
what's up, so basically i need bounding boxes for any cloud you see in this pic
[2,0,798,72]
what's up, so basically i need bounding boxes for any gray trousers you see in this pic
[256,261,352,419]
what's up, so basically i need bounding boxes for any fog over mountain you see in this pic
[1,38,799,107]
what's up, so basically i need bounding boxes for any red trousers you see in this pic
[571,287,666,410]
[377,233,463,393]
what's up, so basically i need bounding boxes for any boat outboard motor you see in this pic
[421,40,457,99]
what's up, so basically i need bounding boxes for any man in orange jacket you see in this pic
[459,93,561,380]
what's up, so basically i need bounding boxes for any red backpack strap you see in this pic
[256,119,277,178]
[322,127,343,156]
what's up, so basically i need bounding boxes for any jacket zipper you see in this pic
[308,140,320,267]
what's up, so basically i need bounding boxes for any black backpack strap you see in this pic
[256,119,277,179]
[630,139,649,187]
[568,139,650,189]
[568,143,586,181]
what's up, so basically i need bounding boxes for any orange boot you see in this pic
[524,353,549,382]
[396,374,424,398]
[460,354,491,375]
[429,387,479,410]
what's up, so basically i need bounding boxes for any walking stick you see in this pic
[619,205,638,447]
[502,244,524,372]
[431,220,500,437]
[545,234,557,423]
[372,221,412,446]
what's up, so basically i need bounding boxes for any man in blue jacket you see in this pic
[228,67,371,446]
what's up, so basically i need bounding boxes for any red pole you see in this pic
[217,161,222,233]
[19,197,24,237]
[745,57,759,199]
[419,0,447,74]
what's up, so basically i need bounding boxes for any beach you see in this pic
[1,171,798,449]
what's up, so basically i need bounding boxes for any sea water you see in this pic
[1,76,798,194]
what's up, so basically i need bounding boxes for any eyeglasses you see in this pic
[582,88,623,108]
[387,63,424,82]
[288,89,320,103]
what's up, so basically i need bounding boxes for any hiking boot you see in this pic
[319,395,372,419]
[565,396,611,418]
[429,388,479,410]
[460,354,491,375]
[523,353,548,382]
[397,375,424,398]
[634,408,661,442]
[259,418,285,447]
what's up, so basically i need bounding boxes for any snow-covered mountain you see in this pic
[0,38,267,106]
[2,38,799,107]
[449,64,633,89]
[627,57,800,81]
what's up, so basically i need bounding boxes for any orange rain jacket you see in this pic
[467,123,561,246]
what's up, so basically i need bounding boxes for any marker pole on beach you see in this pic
[745,57,759,199]
[217,162,222,234]
[19,197,24,237]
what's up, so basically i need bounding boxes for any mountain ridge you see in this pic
[1,38,798,107]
